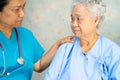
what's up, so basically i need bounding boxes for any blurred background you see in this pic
[22,0,120,80]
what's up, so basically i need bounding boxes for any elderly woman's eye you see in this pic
[77,18,80,21]
[71,17,74,22]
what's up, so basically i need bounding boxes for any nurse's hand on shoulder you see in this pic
[34,36,74,72]
[57,36,75,46]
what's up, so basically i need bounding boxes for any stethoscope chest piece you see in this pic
[17,57,24,65]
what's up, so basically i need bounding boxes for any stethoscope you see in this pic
[0,28,24,76]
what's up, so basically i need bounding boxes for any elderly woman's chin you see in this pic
[73,31,81,37]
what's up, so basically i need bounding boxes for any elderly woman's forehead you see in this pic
[74,3,87,8]
[71,4,91,17]
[72,4,88,12]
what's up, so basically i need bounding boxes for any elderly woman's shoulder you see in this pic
[100,36,118,46]
[58,37,76,51]
[100,36,120,49]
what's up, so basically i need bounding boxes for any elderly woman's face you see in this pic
[71,4,98,38]
[0,0,26,28]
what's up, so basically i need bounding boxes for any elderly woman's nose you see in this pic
[72,21,78,27]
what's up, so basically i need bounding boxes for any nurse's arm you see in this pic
[34,36,74,72]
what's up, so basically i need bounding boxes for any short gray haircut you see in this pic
[72,0,106,27]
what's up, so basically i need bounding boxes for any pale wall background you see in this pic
[22,0,120,80]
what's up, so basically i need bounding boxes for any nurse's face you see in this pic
[0,0,26,28]
[70,4,98,38]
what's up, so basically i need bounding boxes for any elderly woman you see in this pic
[44,0,120,80]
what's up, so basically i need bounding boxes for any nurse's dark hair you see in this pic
[0,0,9,12]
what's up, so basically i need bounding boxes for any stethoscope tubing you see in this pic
[0,28,24,76]
[0,43,6,76]
[14,28,22,58]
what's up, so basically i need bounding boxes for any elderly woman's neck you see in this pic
[80,33,99,45]
[79,33,99,53]
[0,25,13,39]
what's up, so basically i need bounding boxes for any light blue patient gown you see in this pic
[0,27,44,80]
[44,36,120,80]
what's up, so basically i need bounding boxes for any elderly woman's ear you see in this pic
[94,16,100,27]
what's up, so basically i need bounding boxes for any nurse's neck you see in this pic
[0,25,13,39]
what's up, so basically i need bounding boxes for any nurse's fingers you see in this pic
[60,36,75,45]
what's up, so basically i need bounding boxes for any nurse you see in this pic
[44,0,120,80]
[0,0,74,80]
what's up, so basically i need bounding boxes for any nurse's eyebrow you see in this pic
[13,2,26,8]
[23,2,26,7]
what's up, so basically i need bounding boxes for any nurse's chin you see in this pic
[14,23,22,28]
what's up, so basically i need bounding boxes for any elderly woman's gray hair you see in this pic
[72,0,106,26]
